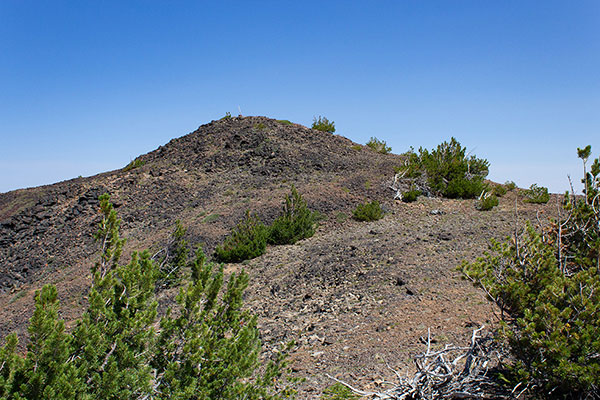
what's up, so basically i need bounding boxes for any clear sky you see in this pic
[1,1,598,194]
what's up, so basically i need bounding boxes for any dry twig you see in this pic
[328,327,512,399]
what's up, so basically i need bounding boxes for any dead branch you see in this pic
[328,327,514,399]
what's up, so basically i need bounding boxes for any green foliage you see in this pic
[419,138,489,198]
[255,122,266,130]
[94,193,126,276]
[277,119,293,125]
[491,184,507,197]
[401,189,421,203]
[397,148,421,176]
[214,211,268,263]
[366,137,391,154]
[321,383,359,400]
[156,220,188,288]
[335,212,348,223]
[0,284,80,399]
[475,193,499,211]
[504,180,517,191]
[352,201,384,221]
[8,290,26,304]
[397,139,489,199]
[123,158,145,172]
[202,213,220,223]
[577,145,592,161]
[461,146,600,398]
[268,186,319,245]
[311,116,335,133]
[350,145,362,151]
[523,183,550,204]
[0,196,293,400]
[221,111,232,120]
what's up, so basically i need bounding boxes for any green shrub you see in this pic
[335,212,348,223]
[523,183,550,204]
[312,116,335,133]
[419,138,489,198]
[461,146,600,398]
[397,138,488,199]
[202,213,220,223]
[353,200,384,221]
[124,158,145,171]
[156,220,188,288]
[475,193,498,211]
[321,383,359,400]
[0,195,292,399]
[268,186,319,245]
[491,184,507,197]
[396,149,423,179]
[366,137,391,154]
[401,189,421,203]
[277,119,293,125]
[221,111,232,120]
[350,145,362,151]
[504,180,517,191]
[214,211,268,263]
[442,176,487,199]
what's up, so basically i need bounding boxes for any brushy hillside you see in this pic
[0,116,557,398]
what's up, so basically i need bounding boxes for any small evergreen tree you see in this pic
[523,183,550,204]
[352,201,385,222]
[311,116,335,133]
[461,146,600,398]
[0,285,80,399]
[397,138,489,199]
[365,137,391,154]
[268,186,319,245]
[475,192,499,211]
[0,194,293,399]
[156,220,189,288]
[401,188,421,203]
[214,211,268,263]
[420,138,489,198]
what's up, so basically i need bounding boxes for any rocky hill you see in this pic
[0,116,556,397]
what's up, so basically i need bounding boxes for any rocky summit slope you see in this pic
[0,116,556,397]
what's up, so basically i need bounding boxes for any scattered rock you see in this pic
[437,232,453,241]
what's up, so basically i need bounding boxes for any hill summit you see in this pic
[0,116,554,397]
[0,116,399,292]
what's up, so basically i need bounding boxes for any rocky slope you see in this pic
[0,116,556,397]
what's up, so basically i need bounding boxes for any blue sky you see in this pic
[1,1,598,194]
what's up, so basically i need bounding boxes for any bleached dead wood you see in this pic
[328,327,513,399]
[389,170,407,200]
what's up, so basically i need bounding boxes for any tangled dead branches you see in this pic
[328,327,518,399]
